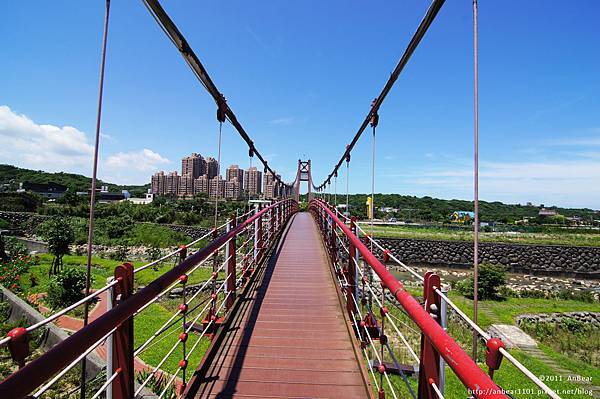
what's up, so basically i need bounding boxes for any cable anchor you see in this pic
[370,98,379,128]
[216,93,227,123]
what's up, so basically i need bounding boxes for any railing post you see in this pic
[106,278,114,399]
[418,271,442,399]
[439,285,449,395]
[253,206,259,265]
[226,218,237,310]
[276,204,281,232]
[257,210,263,263]
[346,217,357,317]
[269,207,275,248]
[112,262,134,399]
[330,215,337,266]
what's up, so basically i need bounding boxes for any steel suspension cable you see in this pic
[472,0,480,361]
[81,2,111,397]
[345,146,350,217]
[370,101,378,253]
[334,172,337,207]
[314,0,445,190]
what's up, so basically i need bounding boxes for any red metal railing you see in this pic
[0,199,297,399]
[309,199,509,399]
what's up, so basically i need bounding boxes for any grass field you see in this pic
[20,254,225,296]
[361,224,600,247]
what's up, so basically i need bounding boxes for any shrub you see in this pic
[0,255,33,292]
[109,245,129,261]
[146,246,162,262]
[46,267,88,309]
[4,237,28,260]
[556,289,596,303]
[125,224,188,247]
[99,216,134,240]
[135,370,176,399]
[514,288,597,303]
[456,263,507,300]
[516,289,548,299]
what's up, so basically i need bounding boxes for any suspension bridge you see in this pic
[0,0,566,398]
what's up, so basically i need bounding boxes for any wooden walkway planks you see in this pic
[185,212,370,398]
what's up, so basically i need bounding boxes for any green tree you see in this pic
[38,218,74,276]
[56,190,85,206]
[456,264,507,300]
[46,267,88,308]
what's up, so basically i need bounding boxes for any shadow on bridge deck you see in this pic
[184,212,372,398]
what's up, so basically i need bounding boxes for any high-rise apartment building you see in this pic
[165,171,179,196]
[178,175,194,196]
[244,167,262,197]
[225,164,244,199]
[193,175,209,195]
[152,153,261,198]
[263,171,278,199]
[209,176,225,200]
[151,171,166,195]
[224,180,241,199]
[226,165,244,186]
[206,157,219,179]
[181,153,205,179]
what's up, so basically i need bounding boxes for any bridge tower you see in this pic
[295,159,312,203]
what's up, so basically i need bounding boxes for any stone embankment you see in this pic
[376,237,600,277]
[0,210,49,234]
[162,224,211,240]
[516,312,600,327]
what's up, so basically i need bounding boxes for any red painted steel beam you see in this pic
[309,199,508,399]
[0,200,295,399]
[112,262,134,399]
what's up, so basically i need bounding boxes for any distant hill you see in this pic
[0,164,150,194]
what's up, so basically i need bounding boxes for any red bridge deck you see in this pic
[185,212,371,398]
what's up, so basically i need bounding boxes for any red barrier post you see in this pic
[330,216,337,267]
[226,218,237,310]
[346,217,357,317]
[269,207,275,248]
[257,212,264,263]
[418,271,442,399]
[112,262,134,399]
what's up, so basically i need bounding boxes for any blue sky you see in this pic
[1,1,599,209]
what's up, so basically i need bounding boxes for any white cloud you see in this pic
[103,149,171,185]
[263,153,278,162]
[544,130,600,147]
[269,117,295,126]
[0,105,93,171]
[401,158,600,209]
[105,149,170,172]
[0,105,170,185]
